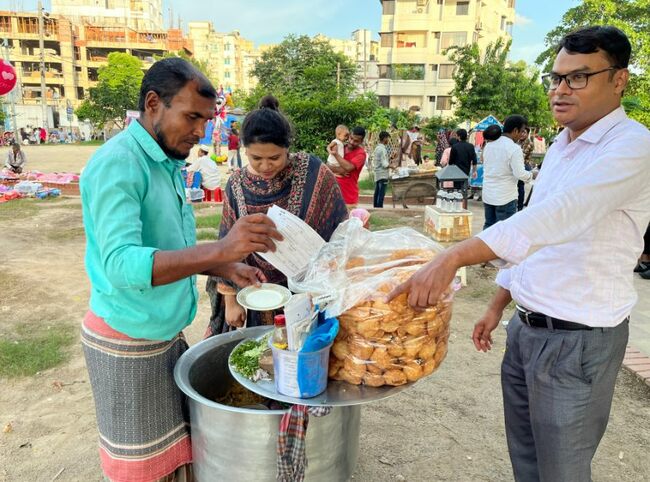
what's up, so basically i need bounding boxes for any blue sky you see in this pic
[7,0,579,66]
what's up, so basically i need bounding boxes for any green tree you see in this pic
[535,0,650,126]
[75,52,143,129]
[251,35,357,102]
[447,39,552,127]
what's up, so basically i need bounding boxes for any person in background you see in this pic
[448,128,477,178]
[39,127,47,144]
[326,124,350,177]
[372,131,390,208]
[79,58,282,482]
[390,26,650,482]
[227,127,241,172]
[480,116,534,230]
[206,95,348,335]
[407,125,424,164]
[5,142,27,174]
[636,223,650,279]
[435,130,450,164]
[517,126,534,210]
[328,126,368,208]
[440,138,458,167]
[188,144,221,190]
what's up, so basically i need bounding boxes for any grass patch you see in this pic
[369,215,402,231]
[196,229,217,241]
[195,213,222,229]
[0,325,74,378]
[0,199,39,221]
[46,226,86,241]
[359,176,392,195]
[192,202,216,211]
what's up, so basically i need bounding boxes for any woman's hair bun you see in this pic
[259,95,280,111]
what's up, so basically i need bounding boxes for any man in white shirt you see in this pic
[481,115,534,229]
[188,144,221,190]
[389,26,650,481]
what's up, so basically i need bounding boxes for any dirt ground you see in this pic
[1,146,649,482]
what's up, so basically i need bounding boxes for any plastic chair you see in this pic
[202,187,223,202]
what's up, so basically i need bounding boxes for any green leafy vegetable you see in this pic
[230,336,270,380]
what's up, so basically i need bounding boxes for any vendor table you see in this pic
[389,170,439,209]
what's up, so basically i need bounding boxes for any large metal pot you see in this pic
[175,326,361,481]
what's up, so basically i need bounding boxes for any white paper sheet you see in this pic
[285,293,317,352]
[257,205,325,278]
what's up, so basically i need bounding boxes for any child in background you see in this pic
[227,128,240,173]
[326,125,349,177]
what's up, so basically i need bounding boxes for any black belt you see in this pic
[516,306,593,331]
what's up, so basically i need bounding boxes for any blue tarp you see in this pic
[472,115,502,132]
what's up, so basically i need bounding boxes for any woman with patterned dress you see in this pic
[205,95,348,335]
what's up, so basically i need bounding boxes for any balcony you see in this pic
[20,70,65,85]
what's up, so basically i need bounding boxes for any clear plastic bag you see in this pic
[289,219,453,386]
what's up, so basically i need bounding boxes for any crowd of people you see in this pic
[76,24,650,482]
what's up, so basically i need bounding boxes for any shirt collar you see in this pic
[128,120,186,168]
[561,106,627,146]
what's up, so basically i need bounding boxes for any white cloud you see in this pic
[514,13,533,26]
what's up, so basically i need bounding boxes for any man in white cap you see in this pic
[188,144,221,190]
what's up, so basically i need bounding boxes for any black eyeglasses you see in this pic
[541,67,620,91]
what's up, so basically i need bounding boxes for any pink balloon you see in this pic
[0,59,17,96]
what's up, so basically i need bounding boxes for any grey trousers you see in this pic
[502,312,629,482]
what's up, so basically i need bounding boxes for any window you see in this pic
[224,71,231,79]
[224,43,231,51]
[431,64,438,72]
[382,0,395,15]
[380,33,394,48]
[224,58,230,65]
[508,0,515,7]
[506,22,513,36]
[439,64,455,79]
[501,16,507,31]
[379,65,390,79]
[440,32,467,50]
[428,96,436,103]
[456,1,469,15]
[378,95,390,107]
[436,96,452,110]
[393,64,425,80]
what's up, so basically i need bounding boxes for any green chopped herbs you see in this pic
[229,335,270,380]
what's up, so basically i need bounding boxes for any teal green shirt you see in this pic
[81,120,198,340]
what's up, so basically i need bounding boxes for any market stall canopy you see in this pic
[471,115,502,132]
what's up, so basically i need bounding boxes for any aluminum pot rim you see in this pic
[174,326,288,415]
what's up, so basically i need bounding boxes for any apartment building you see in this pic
[377,0,515,117]
[188,22,260,93]
[51,0,164,32]
[0,9,191,129]
[315,29,380,93]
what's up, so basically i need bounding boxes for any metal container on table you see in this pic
[174,326,361,482]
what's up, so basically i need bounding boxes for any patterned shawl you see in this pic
[220,151,348,279]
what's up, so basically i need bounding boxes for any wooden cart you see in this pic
[389,171,439,209]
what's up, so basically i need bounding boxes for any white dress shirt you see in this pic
[477,107,650,327]
[481,135,532,206]
[188,155,221,190]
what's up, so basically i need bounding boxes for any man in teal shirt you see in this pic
[80,58,281,481]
